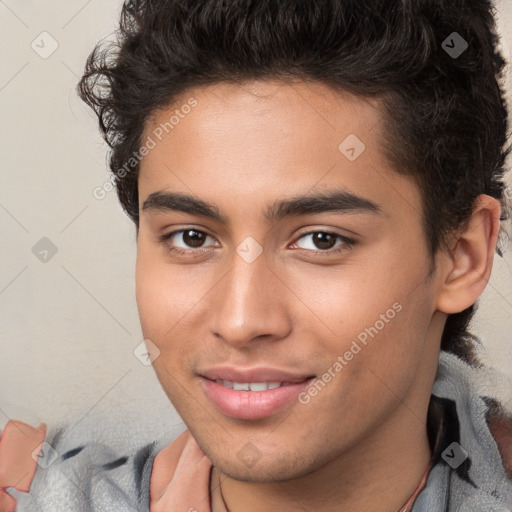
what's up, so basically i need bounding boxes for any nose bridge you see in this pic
[210,244,290,345]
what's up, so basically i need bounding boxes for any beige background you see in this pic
[1,0,511,435]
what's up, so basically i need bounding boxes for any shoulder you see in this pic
[419,351,512,510]
[486,397,512,480]
[0,418,174,512]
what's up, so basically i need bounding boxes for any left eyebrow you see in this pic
[266,189,382,222]
[141,189,382,224]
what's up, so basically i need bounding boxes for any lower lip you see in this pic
[200,377,314,420]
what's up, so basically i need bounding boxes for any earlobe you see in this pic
[436,195,501,314]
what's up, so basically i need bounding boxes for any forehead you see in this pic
[144,79,381,155]
[139,80,421,224]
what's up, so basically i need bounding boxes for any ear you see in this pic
[435,194,501,314]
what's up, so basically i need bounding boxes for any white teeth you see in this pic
[215,380,283,391]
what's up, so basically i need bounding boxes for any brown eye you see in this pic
[159,228,218,256]
[182,229,207,248]
[294,231,353,252]
[310,232,337,250]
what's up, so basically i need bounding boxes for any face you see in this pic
[136,80,444,482]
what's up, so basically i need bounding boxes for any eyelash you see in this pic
[158,228,355,258]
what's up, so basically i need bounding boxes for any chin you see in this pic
[218,461,311,483]
[208,444,320,483]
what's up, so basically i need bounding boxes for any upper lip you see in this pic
[199,366,315,383]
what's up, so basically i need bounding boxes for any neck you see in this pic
[213,312,446,512]
[214,404,432,512]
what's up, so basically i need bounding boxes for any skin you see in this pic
[135,80,501,512]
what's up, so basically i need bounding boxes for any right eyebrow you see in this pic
[142,191,228,223]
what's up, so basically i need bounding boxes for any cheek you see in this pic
[275,256,403,339]
[135,247,200,390]
[135,246,165,338]
[135,241,213,344]
[333,275,435,403]
[281,246,433,366]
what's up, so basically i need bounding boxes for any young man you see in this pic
[1,0,512,511]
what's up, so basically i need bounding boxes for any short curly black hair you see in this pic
[78,0,511,363]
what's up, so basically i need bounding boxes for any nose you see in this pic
[209,247,292,349]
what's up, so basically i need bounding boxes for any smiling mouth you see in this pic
[200,376,316,420]
[209,379,310,391]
